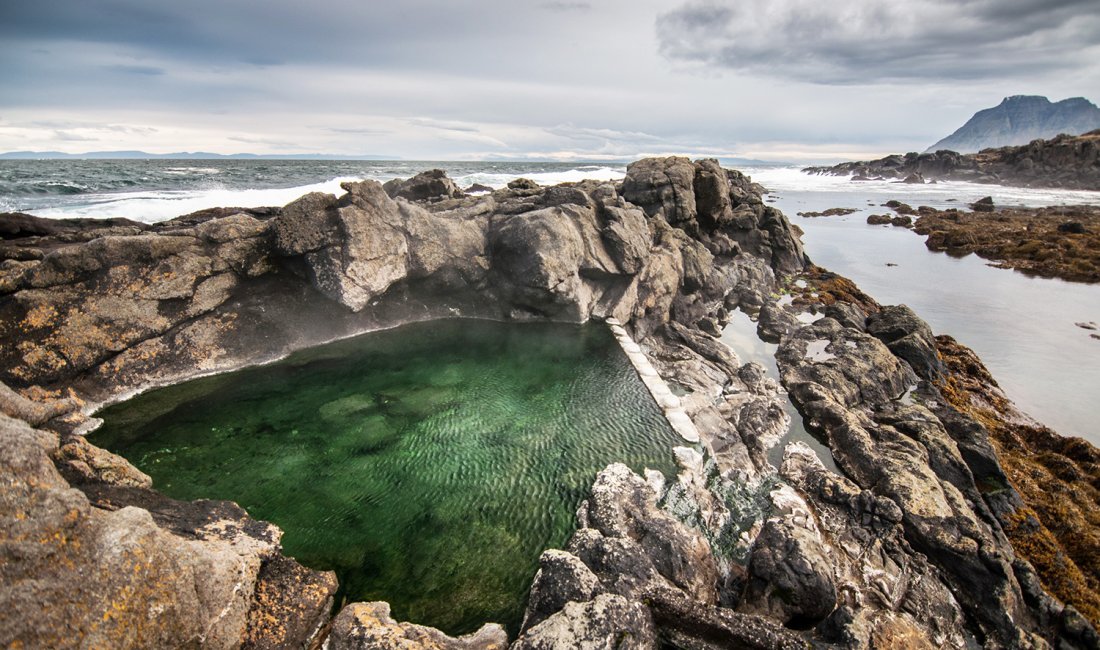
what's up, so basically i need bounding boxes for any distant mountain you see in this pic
[927,95,1100,153]
[0,151,396,160]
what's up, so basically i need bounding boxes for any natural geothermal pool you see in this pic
[93,319,681,635]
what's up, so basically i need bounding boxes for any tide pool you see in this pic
[93,319,680,635]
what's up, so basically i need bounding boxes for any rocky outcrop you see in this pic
[935,335,1100,631]
[0,158,804,405]
[622,157,804,275]
[805,130,1100,190]
[1,159,1095,649]
[767,266,1100,647]
[928,95,1100,154]
[510,463,805,649]
[382,169,465,203]
[0,159,808,648]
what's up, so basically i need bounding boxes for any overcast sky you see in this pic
[1,0,1098,162]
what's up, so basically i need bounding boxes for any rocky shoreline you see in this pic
[2,159,1098,648]
[804,130,1100,190]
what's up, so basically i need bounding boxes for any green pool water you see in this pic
[93,319,681,635]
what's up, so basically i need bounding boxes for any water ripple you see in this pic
[93,319,680,636]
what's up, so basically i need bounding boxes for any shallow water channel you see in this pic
[93,319,681,635]
[748,168,1100,444]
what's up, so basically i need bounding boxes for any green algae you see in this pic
[93,319,680,635]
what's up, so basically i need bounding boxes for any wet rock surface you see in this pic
[1,159,1097,648]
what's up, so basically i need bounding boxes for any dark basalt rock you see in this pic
[971,196,996,212]
[772,267,1100,647]
[741,518,837,628]
[507,177,539,190]
[519,550,602,633]
[865,304,944,381]
[0,211,149,240]
[620,157,697,227]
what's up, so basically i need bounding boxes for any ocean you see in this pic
[2,158,1098,444]
[0,159,629,222]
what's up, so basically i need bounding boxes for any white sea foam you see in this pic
[27,166,629,223]
[745,166,1100,208]
[28,176,363,223]
[453,166,625,189]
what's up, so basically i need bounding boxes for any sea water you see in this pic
[92,319,681,635]
[0,159,626,221]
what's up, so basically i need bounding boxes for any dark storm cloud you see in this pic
[656,0,1100,83]
[0,0,542,69]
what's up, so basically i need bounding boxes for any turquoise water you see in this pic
[92,319,680,635]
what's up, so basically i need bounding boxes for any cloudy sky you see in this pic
[1,0,1098,162]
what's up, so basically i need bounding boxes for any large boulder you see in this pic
[693,158,734,230]
[382,169,464,202]
[520,549,602,633]
[620,157,697,226]
[488,207,588,318]
[592,185,652,275]
[302,181,410,311]
[400,201,491,287]
[272,192,340,256]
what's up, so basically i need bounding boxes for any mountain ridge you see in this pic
[927,95,1100,153]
